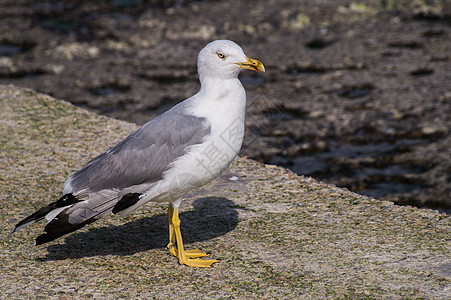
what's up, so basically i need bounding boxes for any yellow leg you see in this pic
[166,204,218,267]
[167,205,207,259]
[167,205,177,257]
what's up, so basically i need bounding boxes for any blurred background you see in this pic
[1,0,450,212]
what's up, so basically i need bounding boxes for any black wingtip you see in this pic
[35,215,97,245]
[13,206,53,231]
[13,193,81,233]
[35,233,58,246]
[112,193,141,214]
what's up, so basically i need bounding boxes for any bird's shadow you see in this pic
[39,197,238,261]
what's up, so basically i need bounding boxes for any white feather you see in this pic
[45,207,68,222]
[10,220,35,234]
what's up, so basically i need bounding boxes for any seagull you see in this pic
[11,40,265,268]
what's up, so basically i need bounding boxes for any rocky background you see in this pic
[1,0,450,210]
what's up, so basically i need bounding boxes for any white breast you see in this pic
[148,78,247,203]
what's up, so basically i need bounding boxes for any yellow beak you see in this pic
[236,57,265,72]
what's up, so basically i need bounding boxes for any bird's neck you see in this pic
[198,76,243,100]
[188,76,246,123]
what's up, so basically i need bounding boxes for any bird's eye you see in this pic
[217,52,225,59]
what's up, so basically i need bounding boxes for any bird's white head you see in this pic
[197,40,265,81]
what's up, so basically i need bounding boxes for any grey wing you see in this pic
[11,103,211,245]
[64,109,211,194]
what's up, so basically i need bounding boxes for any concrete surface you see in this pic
[1,85,449,299]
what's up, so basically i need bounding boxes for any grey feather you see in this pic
[25,102,211,245]
[65,102,211,194]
